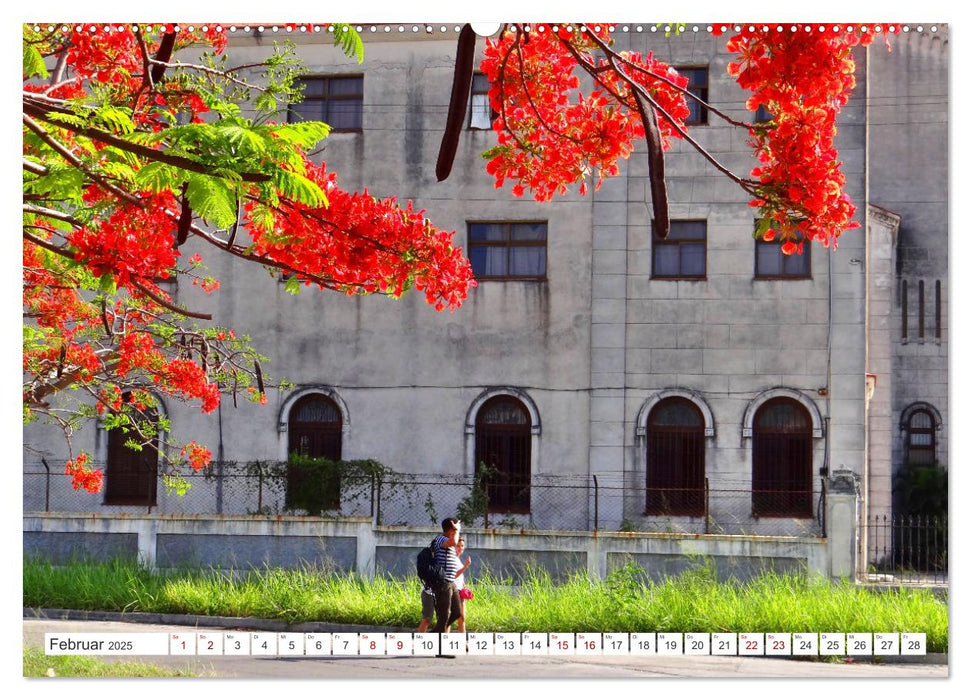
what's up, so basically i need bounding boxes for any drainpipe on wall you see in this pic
[216,400,224,514]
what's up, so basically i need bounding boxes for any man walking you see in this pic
[431,518,467,634]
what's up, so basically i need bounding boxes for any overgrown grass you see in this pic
[23,558,948,652]
[23,646,199,677]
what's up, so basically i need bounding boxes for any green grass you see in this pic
[23,558,948,652]
[23,646,199,677]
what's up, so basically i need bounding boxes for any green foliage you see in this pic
[23,43,48,79]
[23,558,950,652]
[894,463,948,517]
[330,24,365,64]
[455,462,494,526]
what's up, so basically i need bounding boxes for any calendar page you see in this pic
[20,2,951,687]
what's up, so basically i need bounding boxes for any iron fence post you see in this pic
[593,475,599,532]
[41,458,51,512]
[704,477,710,534]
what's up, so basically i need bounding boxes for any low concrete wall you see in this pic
[23,513,833,582]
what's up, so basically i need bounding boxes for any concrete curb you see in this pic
[23,608,947,666]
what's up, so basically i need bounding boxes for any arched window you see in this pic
[104,400,159,506]
[646,398,706,516]
[905,409,936,466]
[752,398,812,517]
[474,395,531,513]
[286,394,342,511]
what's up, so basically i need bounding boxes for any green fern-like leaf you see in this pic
[330,24,365,64]
[272,169,328,208]
[270,121,331,149]
[185,174,239,229]
[134,161,181,192]
[23,44,48,79]
[96,106,136,135]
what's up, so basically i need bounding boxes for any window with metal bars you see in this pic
[104,400,159,506]
[474,396,531,513]
[751,398,813,517]
[905,409,936,466]
[646,398,706,516]
[286,394,343,511]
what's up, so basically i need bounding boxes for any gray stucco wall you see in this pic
[22,27,946,538]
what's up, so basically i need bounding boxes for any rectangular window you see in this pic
[469,73,495,130]
[754,231,811,279]
[918,280,925,339]
[288,76,363,131]
[935,279,942,339]
[677,66,708,126]
[652,220,706,279]
[754,104,773,123]
[468,222,547,280]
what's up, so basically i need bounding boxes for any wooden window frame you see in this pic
[754,230,812,280]
[676,66,709,126]
[468,221,548,281]
[651,219,707,280]
[468,72,496,130]
[288,75,364,133]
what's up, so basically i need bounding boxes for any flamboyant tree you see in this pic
[23,23,476,492]
[437,22,891,252]
[23,21,889,494]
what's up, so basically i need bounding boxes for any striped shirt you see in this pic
[432,534,458,582]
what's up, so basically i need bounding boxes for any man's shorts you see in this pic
[421,589,436,621]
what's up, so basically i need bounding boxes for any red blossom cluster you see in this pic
[180,441,213,470]
[70,191,181,288]
[481,24,689,200]
[727,25,885,250]
[25,25,477,492]
[245,159,475,311]
[64,453,103,493]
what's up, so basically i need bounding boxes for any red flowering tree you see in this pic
[438,22,890,250]
[23,23,475,493]
[24,21,890,496]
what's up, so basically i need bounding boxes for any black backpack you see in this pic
[416,537,446,586]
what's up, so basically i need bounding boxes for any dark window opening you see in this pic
[677,66,709,125]
[646,398,706,516]
[286,394,343,511]
[469,222,547,280]
[905,409,936,466]
[104,400,159,506]
[474,396,531,513]
[652,220,706,279]
[288,76,363,131]
[469,73,496,129]
[752,398,813,517]
[755,229,811,279]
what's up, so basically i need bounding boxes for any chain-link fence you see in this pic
[24,461,826,536]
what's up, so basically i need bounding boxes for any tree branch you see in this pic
[23,97,272,183]
[23,113,144,207]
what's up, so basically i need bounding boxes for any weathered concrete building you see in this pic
[23,26,948,577]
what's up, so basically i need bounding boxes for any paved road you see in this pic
[23,618,948,679]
